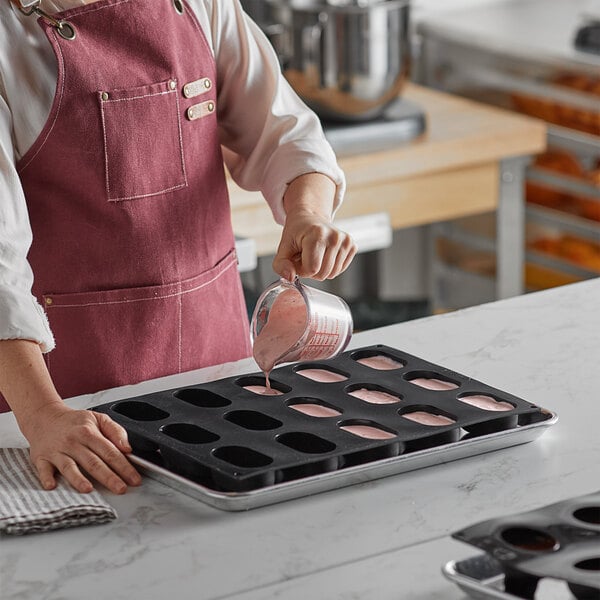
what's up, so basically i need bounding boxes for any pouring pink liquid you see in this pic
[251,279,352,394]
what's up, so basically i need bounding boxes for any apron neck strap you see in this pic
[10,0,77,40]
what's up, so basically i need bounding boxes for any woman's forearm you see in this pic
[0,339,63,436]
[282,172,337,220]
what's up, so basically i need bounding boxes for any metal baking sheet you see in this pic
[129,409,556,511]
[442,551,587,600]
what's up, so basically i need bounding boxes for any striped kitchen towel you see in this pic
[0,447,117,535]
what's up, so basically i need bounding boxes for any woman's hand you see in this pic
[272,173,357,281]
[0,339,141,494]
[25,403,142,494]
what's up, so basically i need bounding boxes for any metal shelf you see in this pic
[526,205,600,241]
[527,168,599,199]
[548,125,600,155]
[525,249,599,278]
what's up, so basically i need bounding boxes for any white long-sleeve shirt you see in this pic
[0,0,345,353]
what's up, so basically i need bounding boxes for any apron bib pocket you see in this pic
[99,79,187,202]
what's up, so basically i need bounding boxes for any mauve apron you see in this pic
[0,0,251,411]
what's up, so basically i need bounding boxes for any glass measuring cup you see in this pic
[251,278,353,375]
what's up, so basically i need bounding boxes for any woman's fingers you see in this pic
[298,230,328,278]
[303,229,356,280]
[331,236,358,279]
[28,408,141,494]
[85,430,142,488]
[55,455,94,494]
[70,446,133,494]
[34,458,57,491]
[95,411,132,454]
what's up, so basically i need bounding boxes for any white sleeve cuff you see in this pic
[260,139,346,225]
[0,285,55,353]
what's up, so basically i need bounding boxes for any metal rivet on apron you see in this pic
[101,92,109,101]
[169,80,177,90]
[57,21,77,41]
[173,0,184,14]
[45,297,53,306]
[183,78,212,99]
[186,100,216,121]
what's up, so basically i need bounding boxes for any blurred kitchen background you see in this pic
[232,0,600,330]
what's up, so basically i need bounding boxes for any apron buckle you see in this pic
[17,0,77,40]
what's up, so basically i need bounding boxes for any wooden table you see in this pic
[228,83,546,302]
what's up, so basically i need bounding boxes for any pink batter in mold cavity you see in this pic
[243,385,283,396]
[356,355,403,370]
[402,411,455,426]
[459,394,513,411]
[297,369,348,383]
[289,404,341,417]
[409,377,458,391]
[340,425,396,440]
[349,388,400,404]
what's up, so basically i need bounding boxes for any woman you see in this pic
[0,0,356,495]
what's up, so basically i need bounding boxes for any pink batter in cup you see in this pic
[251,278,353,377]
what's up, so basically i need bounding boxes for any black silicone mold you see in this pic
[91,344,550,493]
[452,491,600,599]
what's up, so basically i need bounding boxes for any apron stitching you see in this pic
[174,84,188,186]
[99,94,111,199]
[108,183,186,203]
[103,89,175,103]
[177,283,182,373]
[46,256,237,309]
[60,0,132,19]
[18,31,66,174]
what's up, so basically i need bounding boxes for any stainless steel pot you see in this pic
[272,0,411,122]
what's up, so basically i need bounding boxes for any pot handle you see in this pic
[301,12,327,87]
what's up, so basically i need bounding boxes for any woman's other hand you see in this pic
[272,173,357,281]
[0,339,141,494]
[26,404,142,495]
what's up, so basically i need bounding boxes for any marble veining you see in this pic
[1,280,599,599]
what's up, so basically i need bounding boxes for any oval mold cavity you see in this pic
[295,367,348,383]
[213,446,273,468]
[574,558,600,571]
[288,400,342,418]
[346,384,401,405]
[160,423,219,444]
[400,405,456,427]
[277,432,336,454]
[112,401,169,421]
[458,393,514,412]
[352,351,404,370]
[174,388,231,408]
[405,371,460,391]
[236,376,291,395]
[501,527,559,552]
[225,410,282,431]
[339,420,397,440]
[573,506,600,525]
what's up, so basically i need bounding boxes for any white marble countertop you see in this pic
[1,279,599,600]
